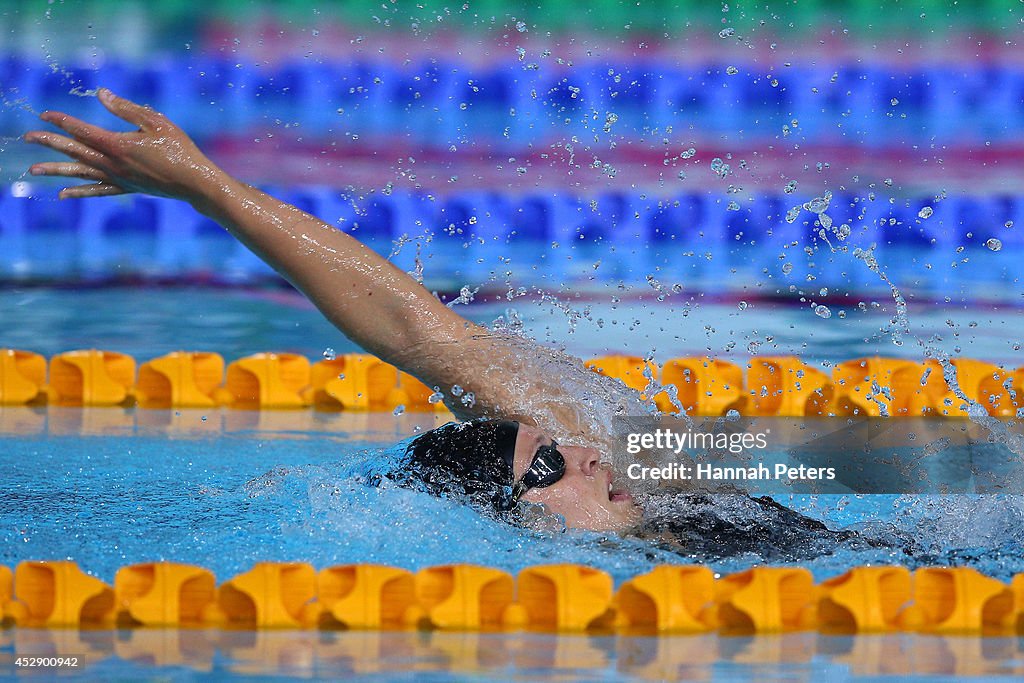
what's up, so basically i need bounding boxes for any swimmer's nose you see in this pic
[566,446,602,476]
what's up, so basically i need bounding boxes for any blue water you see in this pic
[2,287,1024,585]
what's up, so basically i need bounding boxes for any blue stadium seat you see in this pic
[0,191,29,276]
[586,63,666,135]
[327,60,396,136]
[509,195,554,242]
[22,196,81,278]
[382,61,458,139]
[453,66,519,139]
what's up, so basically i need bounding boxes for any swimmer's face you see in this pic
[511,424,640,531]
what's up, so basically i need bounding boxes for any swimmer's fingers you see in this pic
[97,88,163,129]
[22,130,109,166]
[29,161,110,182]
[37,110,124,152]
[57,181,129,200]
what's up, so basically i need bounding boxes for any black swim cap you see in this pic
[400,419,520,513]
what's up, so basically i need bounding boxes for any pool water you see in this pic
[1,286,1023,581]
[5,628,1023,680]
[2,285,1024,681]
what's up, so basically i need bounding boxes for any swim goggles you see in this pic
[508,441,566,506]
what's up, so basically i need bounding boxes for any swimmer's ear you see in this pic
[97,88,160,129]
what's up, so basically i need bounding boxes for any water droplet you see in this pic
[427,390,445,404]
[726,200,740,211]
[986,238,1003,251]
[719,27,735,38]
[890,97,899,106]
[322,348,336,360]
[781,262,794,274]
[918,206,933,219]
[726,66,739,75]
[804,191,831,214]
[783,180,798,194]
[451,384,464,396]
[392,404,406,415]
[516,20,527,32]
[814,304,832,319]
[738,301,748,310]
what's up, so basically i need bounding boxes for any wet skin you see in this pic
[23,90,641,532]
[511,424,641,531]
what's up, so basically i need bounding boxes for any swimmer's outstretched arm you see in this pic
[22,88,518,418]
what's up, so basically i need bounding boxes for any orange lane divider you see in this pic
[614,565,717,632]
[114,561,217,627]
[4,348,1024,416]
[908,567,1016,633]
[715,567,817,633]
[222,353,311,409]
[316,564,420,629]
[0,348,47,405]
[135,352,224,408]
[0,565,11,620]
[1014,574,1024,633]
[891,358,1020,417]
[2,561,1024,633]
[817,566,912,633]
[48,349,136,407]
[305,354,442,412]
[415,564,516,630]
[657,357,745,415]
[833,357,924,417]
[214,562,318,628]
[585,355,656,395]
[8,561,115,627]
[516,564,615,631]
[746,356,833,417]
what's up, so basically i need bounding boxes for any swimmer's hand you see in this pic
[23,88,226,201]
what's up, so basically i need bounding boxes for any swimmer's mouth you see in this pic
[607,474,632,503]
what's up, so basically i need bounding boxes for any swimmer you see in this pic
[23,89,639,531]
[23,91,882,558]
